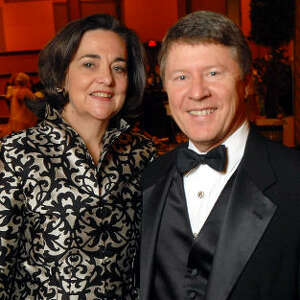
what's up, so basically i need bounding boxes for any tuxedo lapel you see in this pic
[140,149,179,300]
[205,167,276,300]
[205,130,277,300]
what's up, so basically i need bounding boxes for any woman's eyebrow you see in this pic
[78,54,127,63]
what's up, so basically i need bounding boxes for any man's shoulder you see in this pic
[266,139,300,170]
[255,131,300,162]
[142,143,186,186]
[246,130,300,178]
[248,128,300,159]
[144,146,178,171]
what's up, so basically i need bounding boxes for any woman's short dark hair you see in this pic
[38,14,145,119]
[159,10,252,82]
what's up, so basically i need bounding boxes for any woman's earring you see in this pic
[56,87,67,98]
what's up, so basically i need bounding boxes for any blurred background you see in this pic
[0,0,299,153]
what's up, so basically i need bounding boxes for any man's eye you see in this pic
[209,71,217,76]
[177,74,186,80]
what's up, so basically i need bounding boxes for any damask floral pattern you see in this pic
[0,106,156,300]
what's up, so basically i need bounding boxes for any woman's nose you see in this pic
[96,66,113,86]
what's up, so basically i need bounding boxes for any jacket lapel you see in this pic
[205,130,277,300]
[140,149,179,300]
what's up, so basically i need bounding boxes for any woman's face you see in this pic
[63,29,128,129]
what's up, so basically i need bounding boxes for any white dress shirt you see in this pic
[183,122,250,236]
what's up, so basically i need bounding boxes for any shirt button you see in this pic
[197,191,204,198]
[191,268,198,276]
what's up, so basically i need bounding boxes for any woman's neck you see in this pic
[62,111,109,165]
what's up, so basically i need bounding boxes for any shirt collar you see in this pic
[43,104,130,145]
[188,121,250,173]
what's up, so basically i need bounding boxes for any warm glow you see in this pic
[148,40,157,47]
[2,1,55,51]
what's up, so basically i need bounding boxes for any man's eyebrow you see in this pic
[78,54,100,60]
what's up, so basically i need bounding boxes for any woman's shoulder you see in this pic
[0,125,42,152]
[1,129,28,147]
[0,130,29,170]
[115,129,158,163]
[120,128,155,148]
[130,129,154,143]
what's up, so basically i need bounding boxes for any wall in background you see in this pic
[123,0,178,42]
[3,0,55,52]
[0,0,122,92]
[0,0,246,53]
[294,3,300,144]
[0,0,253,94]
[190,0,226,15]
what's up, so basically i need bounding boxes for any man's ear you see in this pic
[244,73,252,99]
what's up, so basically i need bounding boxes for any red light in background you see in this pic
[148,40,157,47]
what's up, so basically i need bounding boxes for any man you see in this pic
[140,10,300,300]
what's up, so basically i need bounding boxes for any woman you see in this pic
[0,14,156,299]
[0,72,37,137]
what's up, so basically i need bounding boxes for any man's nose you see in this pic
[189,76,210,100]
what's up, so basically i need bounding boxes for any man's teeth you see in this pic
[189,108,216,116]
[91,92,112,97]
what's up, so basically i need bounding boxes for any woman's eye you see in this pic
[113,65,127,73]
[83,62,94,68]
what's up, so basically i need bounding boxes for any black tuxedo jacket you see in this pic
[141,129,300,300]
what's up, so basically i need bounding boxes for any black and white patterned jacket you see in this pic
[0,105,156,300]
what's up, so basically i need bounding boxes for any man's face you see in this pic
[164,42,248,152]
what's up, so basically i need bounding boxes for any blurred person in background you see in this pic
[0,13,156,300]
[0,72,37,137]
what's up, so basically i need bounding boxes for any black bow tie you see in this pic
[176,145,227,174]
